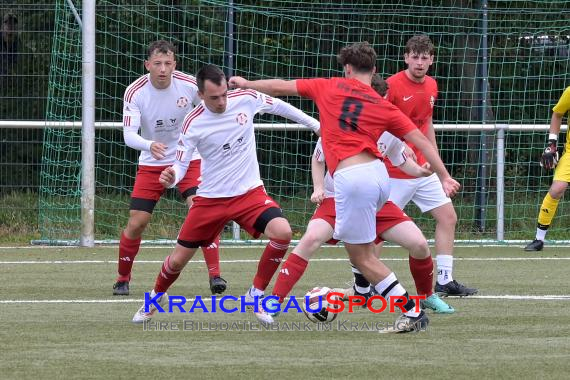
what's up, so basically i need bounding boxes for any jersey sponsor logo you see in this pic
[236,112,248,126]
[177,96,189,108]
[156,120,164,128]
[403,95,413,101]
[222,136,246,156]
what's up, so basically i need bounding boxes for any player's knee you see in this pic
[436,208,457,228]
[302,229,327,251]
[126,217,149,236]
[447,211,458,227]
[407,237,430,259]
[272,224,292,242]
[549,184,567,199]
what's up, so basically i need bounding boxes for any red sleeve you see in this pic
[296,78,329,102]
[386,105,417,139]
[385,76,398,104]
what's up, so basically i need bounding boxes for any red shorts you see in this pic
[372,201,412,244]
[310,198,338,245]
[178,186,282,246]
[131,159,201,201]
[310,197,411,245]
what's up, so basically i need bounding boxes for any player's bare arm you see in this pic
[549,112,564,136]
[310,154,326,204]
[403,129,460,197]
[229,76,299,97]
[426,117,439,150]
[159,166,176,188]
[398,157,432,178]
[150,142,167,160]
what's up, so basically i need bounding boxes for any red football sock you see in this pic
[202,235,221,278]
[272,252,309,302]
[117,231,141,282]
[154,255,182,293]
[252,238,290,291]
[409,255,434,297]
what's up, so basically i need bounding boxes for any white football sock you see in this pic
[436,255,453,285]
[536,228,547,241]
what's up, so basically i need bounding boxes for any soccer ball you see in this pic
[302,286,342,323]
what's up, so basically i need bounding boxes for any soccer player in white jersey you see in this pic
[114,40,225,297]
[266,132,454,315]
[132,64,320,324]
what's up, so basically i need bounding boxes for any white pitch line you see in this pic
[1,257,570,265]
[1,295,569,304]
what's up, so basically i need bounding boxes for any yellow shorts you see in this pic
[553,150,570,182]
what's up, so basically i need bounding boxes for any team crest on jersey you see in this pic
[430,95,435,108]
[236,113,248,126]
[177,96,189,108]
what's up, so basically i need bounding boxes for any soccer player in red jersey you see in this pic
[267,132,453,315]
[115,40,225,296]
[132,64,320,324]
[382,35,477,297]
[230,42,460,332]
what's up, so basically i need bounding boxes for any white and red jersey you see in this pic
[313,133,407,198]
[122,70,202,166]
[172,89,320,198]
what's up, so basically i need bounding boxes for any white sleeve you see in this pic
[170,124,198,188]
[378,132,407,166]
[123,127,153,151]
[123,97,153,151]
[256,92,320,133]
[313,138,325,162]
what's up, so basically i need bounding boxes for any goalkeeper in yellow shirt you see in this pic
[525,86,570,251]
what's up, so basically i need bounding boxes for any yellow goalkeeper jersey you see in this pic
[553,86,570,151]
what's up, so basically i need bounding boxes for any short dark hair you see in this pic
[147,40,176,60]
[337,42,377,73]
[371,74,388,97]
[196,64,226,92]
[405,35,434,56]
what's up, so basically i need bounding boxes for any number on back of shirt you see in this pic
[339,97,363,131]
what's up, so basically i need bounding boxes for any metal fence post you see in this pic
[496,124,507,241]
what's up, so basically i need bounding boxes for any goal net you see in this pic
[39,0,570,244]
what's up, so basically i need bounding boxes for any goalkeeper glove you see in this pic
[539,139,559,170]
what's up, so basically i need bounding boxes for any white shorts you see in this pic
[333,160,390,244]
[388,172,451,213]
